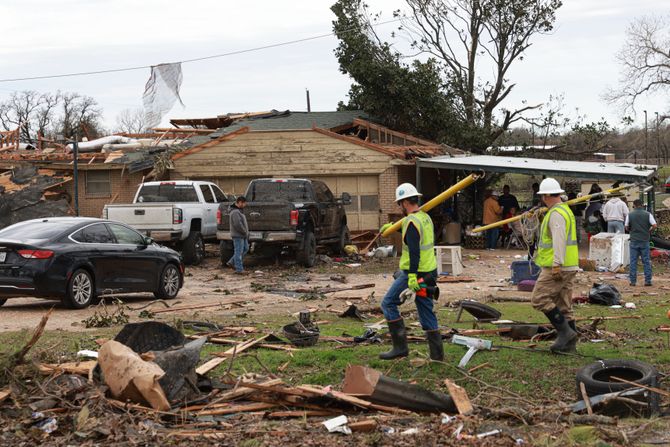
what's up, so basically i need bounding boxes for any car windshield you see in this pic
[136,184,199,203]
[248,181,309,201]
[0,220,74,241]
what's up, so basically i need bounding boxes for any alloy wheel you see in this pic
[72,272,92,305]
[163,266,180,297]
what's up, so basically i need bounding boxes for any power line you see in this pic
[0,18,401,83]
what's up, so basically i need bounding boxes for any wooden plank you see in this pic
[195,334,270,376]
[444,379,474,415]
[267,410,336,418]
[296,385,410,414]
[196,402,277,416]
[151,297,252,314]
[183,378,284,411]
[611,376,670,398]
[38,360,97,376]
[579,382,593,416]
[185,335,297,352]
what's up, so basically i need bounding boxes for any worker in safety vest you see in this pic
[531,178,579,353]
[378,183,443,361]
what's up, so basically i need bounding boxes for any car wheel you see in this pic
[220,241,234,267]
[182,231,205,266]
[0,299,6,307]
[154,264,181,300]
[331,224,351,255]
[297,229,317,268]
[66,269,95,309]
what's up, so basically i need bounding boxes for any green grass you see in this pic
[3,295,669,408]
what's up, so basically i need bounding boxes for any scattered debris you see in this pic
[456,300,502,322]
[588,283,622,306]
[282,311,320,347]
[451,335,493,368]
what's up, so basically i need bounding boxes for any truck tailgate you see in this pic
[105,204,175,230]
[220,202,295,232]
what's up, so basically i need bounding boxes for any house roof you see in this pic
[417,155,657,182]
[208,110,369,137]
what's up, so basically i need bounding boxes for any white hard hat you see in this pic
[395,183,422,202]
[537,178,564,195]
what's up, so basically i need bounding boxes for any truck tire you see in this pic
[297,229,317,267]
[182,231,205,265]
[576,359,658,397]
[65,269,96,309]
[154,263,181,300]
[0,299,6,307]
[331,224,351,255]
[220,241,234,266]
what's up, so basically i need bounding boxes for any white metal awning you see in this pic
[417,155,657,182]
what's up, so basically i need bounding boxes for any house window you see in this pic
[85,171,111,196]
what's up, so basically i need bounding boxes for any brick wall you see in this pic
[64,169,146,217]
[379,166,399,223]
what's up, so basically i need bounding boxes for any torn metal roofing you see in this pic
[417,155,657,182]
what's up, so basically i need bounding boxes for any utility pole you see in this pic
[644,110,648,162]
[305,89,311,113]
[73,133,79,217]
[656,111,660,162]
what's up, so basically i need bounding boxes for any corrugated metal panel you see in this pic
[417,155,656,181]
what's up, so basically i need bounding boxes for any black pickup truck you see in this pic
[216,179,351,267]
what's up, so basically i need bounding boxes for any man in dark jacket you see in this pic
[625,199,657,286]
[227,196,249,274]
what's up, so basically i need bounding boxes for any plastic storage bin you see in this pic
[510,260,541,284]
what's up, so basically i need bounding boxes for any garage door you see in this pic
[314,176,380,232]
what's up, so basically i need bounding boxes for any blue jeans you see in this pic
[229,238,249,272]
[629,240,652,285]
[607,221,625,233]
[486,228,499,249]
[381,270,438,330]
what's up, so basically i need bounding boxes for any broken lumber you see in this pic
[151,297,252,314]
[444,379,474,415]
[296,385,410,414]
[38,360,97,376]
[196,402,277,416]
[186,334,297,352]
[11,308,53,365]
[183,379,284,411]
[195,335,270,375]
[0,387,10,404]
[294,283,375,294]
[268,410,336,418]
[579,382,593,416]
[349,419,379,432]
[611,376,670,398]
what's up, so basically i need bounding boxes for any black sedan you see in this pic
[0,217,184,309]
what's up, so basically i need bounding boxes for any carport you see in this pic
[415,155,658,220]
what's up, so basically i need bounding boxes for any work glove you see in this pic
[551,266,562,281]
[379,222,393,234]
[407,273,421,292]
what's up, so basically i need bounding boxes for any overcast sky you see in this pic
[1,0,667,131]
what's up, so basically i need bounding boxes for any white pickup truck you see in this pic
[103,180,230,265]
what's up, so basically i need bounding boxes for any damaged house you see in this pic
[169,110,462,231]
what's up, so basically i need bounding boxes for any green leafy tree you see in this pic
[332,0,562,152]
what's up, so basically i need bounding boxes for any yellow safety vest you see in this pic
[535,203,579,268]
[399,211,438,272]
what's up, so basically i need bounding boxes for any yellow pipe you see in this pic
[381,172,482,237]
[472,183,637,233]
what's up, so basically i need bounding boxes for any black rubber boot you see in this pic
[564,319,578,353]
[544,308,577,353]
[425,330,444,361]
[379,319,409,360]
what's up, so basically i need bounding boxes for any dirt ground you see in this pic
[1,247,663,332]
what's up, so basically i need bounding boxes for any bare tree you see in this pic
[0,91,60,143]
[55,92,103,140]
[114,108,149,134]
[607,15,670,113]
[400,0,562,144]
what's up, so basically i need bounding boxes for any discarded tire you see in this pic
[576,359,658,397]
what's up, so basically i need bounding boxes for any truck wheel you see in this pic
[331,224,351,255]
[65,269,96,309]
[220,241,234,266]
[182,231,205,265]
[154,263,181,300]
[298,230,317,267]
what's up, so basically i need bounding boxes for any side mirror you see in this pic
[143,236,154,246]
[341,192,352,205]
